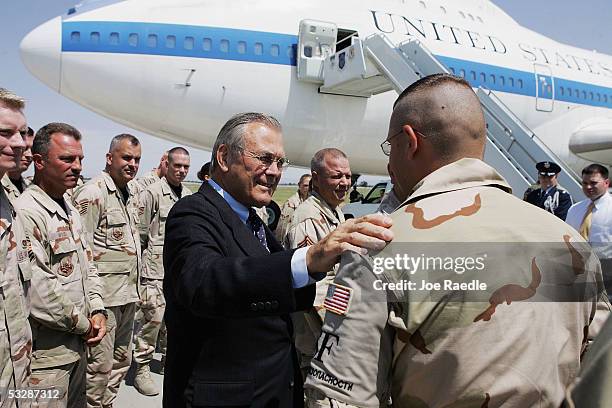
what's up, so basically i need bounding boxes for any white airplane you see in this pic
[19,0,612,180]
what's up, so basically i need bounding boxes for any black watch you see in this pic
[91,309,108,318]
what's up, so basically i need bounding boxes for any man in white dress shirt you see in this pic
[566,163,611,300]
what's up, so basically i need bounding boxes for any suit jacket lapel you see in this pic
[198,182,269,256]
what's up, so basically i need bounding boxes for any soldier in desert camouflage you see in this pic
[275,173,310,243]
[305,74,610,407]
[128,151,167,201]
[284,148,351,379]
[133,147,192,396]
[0,88,32,408]
[72,134,142,408]
[1,126,34,204]
[17,123,107,408]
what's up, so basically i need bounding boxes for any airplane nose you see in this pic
[20,16,62,92]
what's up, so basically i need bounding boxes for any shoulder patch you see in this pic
[323,283,353,316]
[76,200,89,216]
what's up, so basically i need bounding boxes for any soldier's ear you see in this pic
[105,152,112,167]
[32,153,45,171]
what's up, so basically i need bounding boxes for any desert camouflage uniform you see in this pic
[285,192,344,378]
[127,170,159,203]
[306,158,609,407]
[134,178,191,367]
[275,191,307,243]
[64,177,84,202]
[0,189,32,408]
[72,172,141,408]
[16,185,105,408]
[1,174,31,204]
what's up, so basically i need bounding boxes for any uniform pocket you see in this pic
[105,209,128,246]
[50,240,80,284]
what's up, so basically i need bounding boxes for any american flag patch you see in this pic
[323,283,352,316]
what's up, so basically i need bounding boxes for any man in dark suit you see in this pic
[163,112,393,407]
[524,161,573,220]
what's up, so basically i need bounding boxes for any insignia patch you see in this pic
[58,256,74,277]
[138,206,145,216]
[77,200,89,216]
[17,249,28,263]
[112,227,124,241]
[297,235,315,248]
[323,283,353,316]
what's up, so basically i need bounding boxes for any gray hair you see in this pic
[310,148,348,173]
[211,112,282,171]
[109,133,140,152]
[0,88,25,110]
[32,122,82,157]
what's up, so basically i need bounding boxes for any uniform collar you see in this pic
[28,184,70,220]
[309,191,344,223]
[402,158,512,206]
[0,189,14,237]
[102,171,133,197]
[208,178,250,224]
[160,176,183,199]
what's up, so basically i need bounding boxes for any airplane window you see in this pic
[560,87,564,96]
[605,95,609,103]
[597,93,601,101]
[589,92,594,100]
[480,72,486,83]
[582,90,587,99]
[499,76,505,86]
[184,36,194,50]
[303,45,313,58]
[166,35,176,49]
[203,38,212,51]
[440,6,447,14]
[477,16,483,23]
[490,74,495,84]
[449,67,455,74]
[459,69,465,78]
[419,1,426,9]
[128,33,138,47]
[109,32,119,45]
[237,41,246,54]
[286,45,293,58]
[271,44,280,57]
[254,42,263,55]
[468,14,475,21]
[518,79,523,88]
[220,39,229,53]
[91,32,100,44]
[459,11,466,18]
[71,32,80,43]
[509,77,514,87]
[147,34,157,48]
[471,71,476,81]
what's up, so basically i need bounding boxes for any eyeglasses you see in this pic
[241,149,290,170]
[380,126,427,156]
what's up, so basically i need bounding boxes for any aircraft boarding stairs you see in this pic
[313,33,583,199]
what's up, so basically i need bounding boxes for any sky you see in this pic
[2,0,611,182]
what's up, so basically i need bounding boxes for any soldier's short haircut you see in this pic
[211,112,282,171]
[582,163,609,179]
[310,148,348,174]
[392,73,485,160]
[168,146,190,163]
[0,88,25,110]
[32,122,82,157]
[299,173,312,184]
[109,133,140,152]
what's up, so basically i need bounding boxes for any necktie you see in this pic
[247,208,269,251]
[579,201,595,240]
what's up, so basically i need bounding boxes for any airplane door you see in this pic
[534,63,554,112]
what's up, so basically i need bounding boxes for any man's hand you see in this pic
[306,214,393,275]
[84,313,107,346]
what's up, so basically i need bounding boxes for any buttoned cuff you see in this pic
[72,311,91,335]
[89,296,105,314]
[291,247,311,288]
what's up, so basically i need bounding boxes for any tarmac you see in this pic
[115,353,164,407]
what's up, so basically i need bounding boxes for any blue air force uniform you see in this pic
[524,161,573,220]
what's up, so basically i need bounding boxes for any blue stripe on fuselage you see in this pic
[61,21,612,109]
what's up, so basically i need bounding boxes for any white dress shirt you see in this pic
[208,179,311,288]
[566,192,612,259]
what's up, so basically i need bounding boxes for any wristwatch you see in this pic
[90,309,108,319]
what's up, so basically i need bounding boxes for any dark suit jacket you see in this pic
[163,181,315,407]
